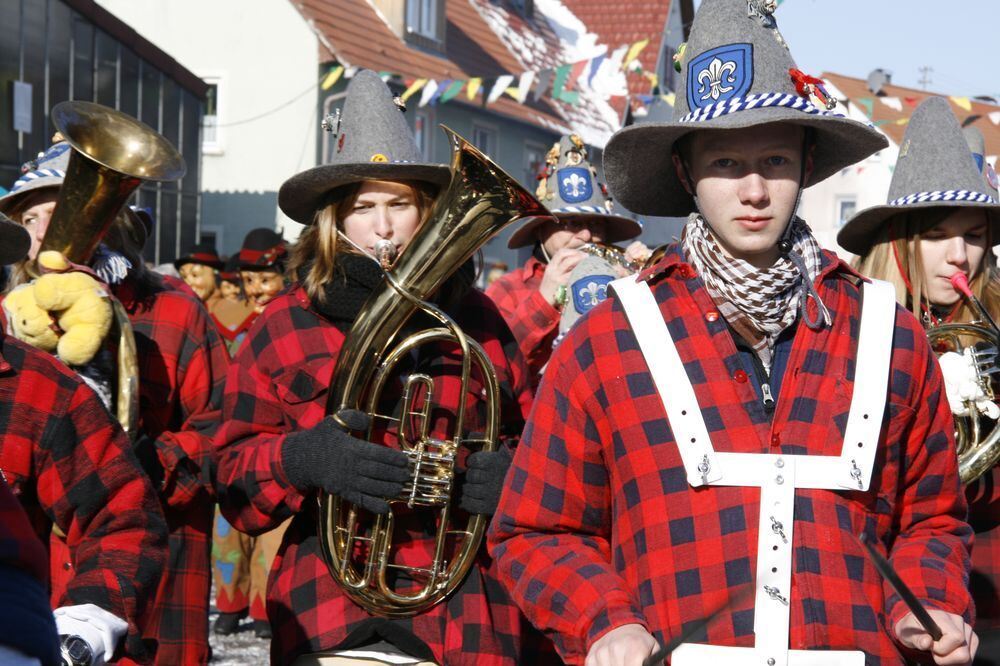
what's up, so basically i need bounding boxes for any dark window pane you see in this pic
[158,188,178,264]
[136,184,159,262]
[180,93,201,194]
[119,47,139,118]
[160,77,180,148]
[47,0,73,109]
[71,15,93,101]
[95,29,118,107]
[179,193,198,255]
[0,0,22,173]
[22,0,46,156]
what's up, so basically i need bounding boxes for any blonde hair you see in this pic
[287,180,436,306]
[853,209,1000,324]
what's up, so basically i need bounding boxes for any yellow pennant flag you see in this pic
[466,78,482,100]
[321,65,345,91]
[896,117,910,125]
[663,92,676,106]
[950,96,972,112]
[622,39,649,69]
[401,78,428,103]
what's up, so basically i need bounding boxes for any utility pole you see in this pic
[918,66,933,90]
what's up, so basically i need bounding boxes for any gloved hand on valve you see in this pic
[938,349,1000,420]
[457,436,513,516]
[281,409,410,515]
[3,251,113,367]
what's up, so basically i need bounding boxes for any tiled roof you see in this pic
[823,72,1000,158]
[291,0,645,145]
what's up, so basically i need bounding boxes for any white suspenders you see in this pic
[611,276,896,666]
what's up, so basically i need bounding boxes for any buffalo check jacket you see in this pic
[0,332,167,662]
[488,245,973,665]
[214,284,538,665]
[486,256,561,385]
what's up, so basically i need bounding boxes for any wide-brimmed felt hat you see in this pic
[278,70,451,225]
[0,212,30,265]
[838,97,1000,255]
[508,134,641,248]
[238,228,287,270]
[174,241,224,270]
[0,142,70,215]
[220,255,241,282]
[603,0,888,217]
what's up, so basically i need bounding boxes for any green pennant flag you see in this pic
[440,80,466,103]
[856,97,875,119]
[552,64,580,105]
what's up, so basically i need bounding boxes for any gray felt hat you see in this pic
[838,97,1000,255]
[279,70,451,225]
[0,142,70,214]
[603,0,888,217]
[0,212,30,265]
[508,134,641,248]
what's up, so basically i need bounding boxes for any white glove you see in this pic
[939,350,1000,419]
[54,604,128,666]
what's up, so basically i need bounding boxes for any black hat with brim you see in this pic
[838,97,1000,255]
[603,0,887,218]
[508,211,642,249]
[278,70,451,225]
[0,213,30,265]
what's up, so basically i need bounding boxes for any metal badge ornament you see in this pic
[687,44,754,111]
[747,0,777,26]
[988,163,999,191]
[370,153,389,162]
[558,167,594,204]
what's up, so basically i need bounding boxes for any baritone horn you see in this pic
[927,273,1000,483]
[318,126,550,616]
[40,101,186,438]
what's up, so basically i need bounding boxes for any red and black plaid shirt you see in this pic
[486,256,560,385]
[215,284,536,665]
[968,467,1000,629]
[0,332,167,662]
[488,245,973,665]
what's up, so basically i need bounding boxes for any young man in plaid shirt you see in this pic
[0,215,167,664]
[489,1,977,664]
[1,143,229,665]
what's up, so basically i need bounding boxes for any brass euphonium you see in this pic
[317,127,549,616]
[927,273,1000,483]
[38,101,186,438]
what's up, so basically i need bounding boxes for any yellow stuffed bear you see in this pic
[4,251,113,366]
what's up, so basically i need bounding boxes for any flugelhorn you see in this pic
[926,272,1000,483]
[39,101,186,437]
[317,127,549,616]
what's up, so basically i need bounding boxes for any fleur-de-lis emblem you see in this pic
[577,280,608,308]
[697,57,738,102]
[563,172,588,198]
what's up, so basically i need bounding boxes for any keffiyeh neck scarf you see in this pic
[682,214,830,372]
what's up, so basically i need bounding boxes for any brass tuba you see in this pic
[38,101,186,438]
[927,273,1000,483]
[317,127,549,616]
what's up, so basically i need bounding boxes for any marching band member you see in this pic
[845,100,1000,664]
[1,139,229,665]
[486,134,643,386]
[0,213,167,665]
[214,70,535,664]
[489,1,976,665]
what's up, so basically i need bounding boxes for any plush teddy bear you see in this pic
[4,251,113,366]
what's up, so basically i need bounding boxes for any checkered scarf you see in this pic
[682,214,829,371]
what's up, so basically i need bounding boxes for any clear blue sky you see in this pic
[692,0,999,98]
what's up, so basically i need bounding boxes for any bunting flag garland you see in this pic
[466,78,482,100]
[533,69,554,102]
[622,39,649,69]
[552,64,579,104]
[439,79,466,103]
[488,75,514,103]
[855,97,875,118]
[990,111,1000,126]
[903,96,919,107]
[320,65,345,91]
[950,96,973,112]
[418,79,440,107]
[587,54,607,87]
[511,71,536,103]
[878,96,902,112]
[401,78,428,103]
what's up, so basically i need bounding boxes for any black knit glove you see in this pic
[458,446,513,516]
[281,410,410,515]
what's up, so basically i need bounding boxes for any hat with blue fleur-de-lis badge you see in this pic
[838,97,1000,255]
[507,134,641,248]
[603,0,887,217]
[278,69,451,225]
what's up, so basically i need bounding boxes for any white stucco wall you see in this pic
[95,0,319,248]
[797,82,898,261]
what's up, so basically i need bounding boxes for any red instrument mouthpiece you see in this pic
[950,273,973,297]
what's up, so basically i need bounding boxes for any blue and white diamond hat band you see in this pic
[508,134,640,249]
[0,142,71,214]
[278,70,451,225]
[838,97,1000,255]
[0,212,31,265]
[603,0,887,218]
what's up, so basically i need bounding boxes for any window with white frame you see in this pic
[523,141,547,191]
[836,197,857,227]
[202,80,221,153]
[406,0,440,40]
[321,93,348,163]
[472,124,498,158]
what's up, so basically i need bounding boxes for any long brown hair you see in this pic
[853,209,1000,324]
[288,179,437,306]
